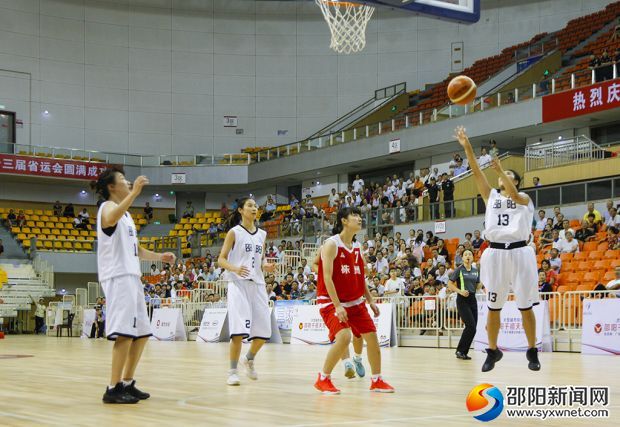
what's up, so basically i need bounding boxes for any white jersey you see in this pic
[96,201,141,282]
[484,188,534,243]
[223,224,267,285]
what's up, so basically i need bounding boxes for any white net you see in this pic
[315,0,375,54]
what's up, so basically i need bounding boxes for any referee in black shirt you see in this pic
[447,249,481,360]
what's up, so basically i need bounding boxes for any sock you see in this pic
[122,379,133,387]
[342,358,352,366]
[371,374,381,381]
[230,360,238,370]
[108,384,117,391]
[246,351,255,361]
[320,372,330,380]
[353,353,362,361]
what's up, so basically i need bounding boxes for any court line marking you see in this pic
[288,414,470,426]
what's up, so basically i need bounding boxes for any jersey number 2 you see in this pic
[497,214,509,226]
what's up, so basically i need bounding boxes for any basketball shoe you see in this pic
[227,369,241,386]
[241,355,258,380]
[369,376,395,393]
[314,373,340,395]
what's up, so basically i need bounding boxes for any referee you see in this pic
[447,249,481,360]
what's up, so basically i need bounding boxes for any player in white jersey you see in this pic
[92,167,176,404]
[218,197,276,386]
[455,126,541,373]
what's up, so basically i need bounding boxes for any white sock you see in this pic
[320,372,330,380]
[353,353,362,360]
[122,379,133,387]
[342,358,352,366]
[229,369,238,374]
[108,384,116,390]
[371,374,381,381]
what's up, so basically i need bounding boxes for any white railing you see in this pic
[525,135,609,171]
[33,256,54,288]
[302,243,320,263]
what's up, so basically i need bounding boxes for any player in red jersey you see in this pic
[314,207,394,394]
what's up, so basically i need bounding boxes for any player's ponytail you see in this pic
[224,197,252,231]
[332,206,362,235]
[90,166,124,201]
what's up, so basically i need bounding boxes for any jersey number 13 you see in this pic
[497,214,510,226]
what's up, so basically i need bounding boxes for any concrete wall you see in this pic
[0,0,614,156]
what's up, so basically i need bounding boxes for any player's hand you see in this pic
[236,265,250,278]
[490,157,503,173]
[370,303,380,318]
[161,252,176,264]
[263,261,276,272]
[131,176,149,195]
[335,305,348,323]
[460,290,470,298]
[453,126,470,148]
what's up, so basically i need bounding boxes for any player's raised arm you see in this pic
[453,126,492,202]
[218,230,249,278]
[138,245,175,264]
[489,157,530,206]
[99,175,149,229]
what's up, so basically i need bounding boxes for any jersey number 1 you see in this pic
[497,214,509,226]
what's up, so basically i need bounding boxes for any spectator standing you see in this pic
[328,188,340,208]
[0,239,4,257]
[144,203,153,223]
[220,203,229,218]
[427,177,440,220]
[53,201,63,217]
[441,173,455,218]
[352,174,365,194]
[63,203,75,217]
[454,159,468,176]
[17,210,26,228]
[183,201,195,219]
[532,177,541,187]
[478,147,492,167]
[489,140,499,157]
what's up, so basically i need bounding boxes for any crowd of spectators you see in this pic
[589,48,620,82]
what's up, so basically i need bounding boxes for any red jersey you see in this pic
[317,235,366,304]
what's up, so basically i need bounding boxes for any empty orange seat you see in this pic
[583,271,601,282]
[598,242,609,251]
[556,285,570,293]
[593,260,611,270]
[573,252,588,261]
[560,253,574,262]
[604,250,620,259]
[602,271,616,282]
[588,251,605,260]
[583,241,598,252]
[576,261,594,271]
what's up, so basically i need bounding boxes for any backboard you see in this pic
[363,0,480,23]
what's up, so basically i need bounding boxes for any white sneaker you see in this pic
[241,355,258,380]
[227,369,240,386]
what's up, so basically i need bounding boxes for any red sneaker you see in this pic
[370,377,395,393]
[314,373,341,395]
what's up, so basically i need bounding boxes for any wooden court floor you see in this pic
[0,336,618,426]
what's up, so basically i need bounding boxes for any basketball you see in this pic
[447,75,477,105]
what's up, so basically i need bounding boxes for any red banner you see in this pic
[0,154,109,180]
[542,78,620,123]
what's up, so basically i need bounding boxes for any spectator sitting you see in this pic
[63,203,75,217]
[289,194,299,209]
[575,217,597,242]
[6,209,17,227]
[538,271,553,294]
[553,214,565,231]
[430,249,447,269]
[540,259,558,289]
[183,201,195,219]
[290,282,301,300]
[384,269,405,296]
[534,209,547,231]
[601,226,619,250]
[453,245,465,268]
[208,223,218,239]
[150,264,160,275]
[435,239,450,263]
[558,219,575,240]
[435,264,450,285]
[471,230,484,251]
[53,201,63,217]
[302,283,316,300]
[73,216,87,230]
[583,202,602,224]
[605,266,620,297]
[605,207,619,228]
[16,210,26,228]
[556,231,579,254]
[425,231,439,247]
[375,252,389,275]
[78,208,90,226]
[548,248,562,272]
[538,225,554,250]
[144,202,153,223]
[205,266,218,282]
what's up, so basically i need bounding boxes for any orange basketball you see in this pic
[447,75,477,105]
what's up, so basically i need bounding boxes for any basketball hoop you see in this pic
[315,0,375,54]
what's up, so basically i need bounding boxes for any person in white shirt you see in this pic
[605,207,620,228]
[375,252,389,275]
[384,269,405,296]
[352,175,364,194]
[430,249,447,268]
[435,264,450,285]
[556,231,579,254]
[328,188,340,208]
[602,200,615,223]
[605,266,620,297]
[478,147,492,167]
[300,258,312,276]
[558,219,575,241]
[534,209,547,231]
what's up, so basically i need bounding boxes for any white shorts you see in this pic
[227,280,271,340]
[480,246,539,311]
[101,275,151,340]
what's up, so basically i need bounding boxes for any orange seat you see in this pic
[583,271,601,282]
[576,261,594,271]
[593,260,611,270]
[611,259,620,268]
[588,251,605,260]
[597,242,609,251]
[569,219,581,228]
[556,285,570,293]
[562,262,576,273]
[604,250,620,259]
[602,271,616,282]
[583,241,598,252]
[573,252,588,261]
[560,253,574,263]
[576,284,595,292]
[566,272,585,283]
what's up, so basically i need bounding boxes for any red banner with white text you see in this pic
[0,154,110,180]
[542,78,620,123]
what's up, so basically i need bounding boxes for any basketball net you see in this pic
[315,0,374,54]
